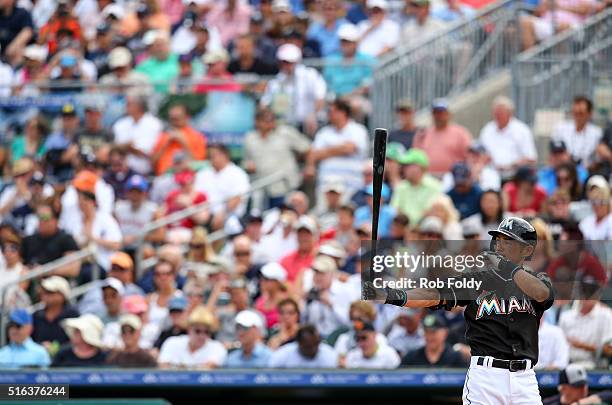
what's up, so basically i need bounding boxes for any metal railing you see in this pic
[371,0,522,129]
[512,8,612,126]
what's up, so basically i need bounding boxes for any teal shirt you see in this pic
[323,53,375,96]
[135,54,179,93]
[10,136,46,162]
[0,338,51,369]
[391,175,443,224]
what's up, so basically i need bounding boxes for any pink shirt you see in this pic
[206,3,252,46]
[542,0,597,25]
[413,124,473,175]
[160,0,184,26]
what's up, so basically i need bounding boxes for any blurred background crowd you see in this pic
[0,0,609,379]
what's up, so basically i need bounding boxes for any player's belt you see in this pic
[475,356,530,372]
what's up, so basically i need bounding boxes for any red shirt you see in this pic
[503,182,547,214]
[164,190,206,228]
[279,250,315,283]
[546,251,608,283]
[194,73,242,93]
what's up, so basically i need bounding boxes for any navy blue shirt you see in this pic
[0,6,33,54]
[448,184,482,220]
[401,344,468,368]
[32,305,80,345]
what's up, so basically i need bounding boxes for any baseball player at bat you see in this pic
[367,217,554,405]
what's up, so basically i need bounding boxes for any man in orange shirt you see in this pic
[413,98,472,177]
[151,104,207,175]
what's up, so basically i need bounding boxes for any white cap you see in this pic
[337,24,360,42]
[202,48,229,64]
[63,314,105,348]
[41,276,71,299]
[272,0,291,12]
[419,216,444,235]
[102,4,125,19]
[294,215,318,234]
[318,240,346,260]
[587,175,609,191]
[260,262,287,282]
[276,43,302,63]
[119,313,142,330]
[367,0,388,10]
[24,44,48,62]
[101,277,125,295]
[235,310,264,330]
[322,179,345,194]
[108,47,132,68]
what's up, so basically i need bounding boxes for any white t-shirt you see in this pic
[194,163,250,216]
[536,321,569,370]
[357,19,400,57]
[304,281,353,337]
[114,200,158,240]
[60,181,115,216]
[386,324,425,357]
[578,213,612,241]
[259,227,297,263]
[0,263,25,290]
[479,118,537,169]
[158,335,228,368]
[334,332,388,357]
[345,343,401,369]
[102,321,160,350]
[0,63,13,98]
[60,210,122,270]
[312,121,369,195]
[559,303,612,368]
[113,113,163,174]
[268,342,338,368]
[552,121,603,167]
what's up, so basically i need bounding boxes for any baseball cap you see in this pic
[9,308,32,326]
[323,180,345,194]
[101,277,125,295]
[386,142,406,161]
[353,319,376,333]
[122,295,149,314]
[188,306,217,329]
[126,174,149,192]
[62,103,77,116]
[468,142,486,154]
[235,310,264,329]
[367,0,388,10]
[318,240,346,260]
[311,255,337,273]
[452,162,471,183]
[12,158,33,177]
[397,148,429,167]
[24,44,48,62]
[73,170,98,194]
[396,99,414,111]
[202,48,229,65]
[261,262,287,282]
[365,183,391,201]
[294,215,317,234]
[250,11,264,24]
[514,166,537,184]
[431,98,449,111]
[276,44,302,63]
[419,216,444,235]
[462,220,483,238]
[549,140,567,154]
[338,24,360,42]
[41,276,71,299]
[168,296,188,312]
[272,0,291,12]
[586,174,609,191]
[422,314,448,329]
[119,313,142,330]
[102,4,125,19]
[108,47,132,69]
[559,364,588,387]
[142,30,167,46]
[59,54,77,68]
[111,252,134,270]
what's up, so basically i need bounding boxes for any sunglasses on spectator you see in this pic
[154,270,173,277]
[190,243,206,249]
[234,250,250,257]
[190,327,210,336]
[1,244,19,253]
[111,265,129,272]
[356,334,369,342]
[121,326,136,335]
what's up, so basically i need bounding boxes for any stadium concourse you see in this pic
[0,0,611,402]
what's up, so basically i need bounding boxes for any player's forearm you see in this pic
[513,269,550,302]
[384,287,440,308]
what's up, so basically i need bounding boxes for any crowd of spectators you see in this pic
[0,0,609,375]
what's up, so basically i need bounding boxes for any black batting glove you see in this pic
[384,287,408,307]
[483,251,522,279]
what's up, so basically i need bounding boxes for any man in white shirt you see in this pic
[401,0,448,43]
[386,308,426,357]
[114,175,160,248]
[536,318,569,370]
[194,143,250,230]
[158,306,227,369]
[357,0,400,57]
[112,94,163,175]
[559,293,612,369]
[479,96,537,177]
[345,319,400,369]
[552,96,603,167]
[261,44,327,136]
[268,324,339,368]
[307,99,369,198]
[303,255,352,338]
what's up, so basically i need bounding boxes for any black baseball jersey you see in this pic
[435,266,554,364]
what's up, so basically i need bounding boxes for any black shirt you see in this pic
[22,230,79,266]
[0,6,33,53]
[32,305,80,345]
[106,349,157,368]
[401,344,467,368]
[438,266,554,364]
[52,345,107,367]
[227,58,278,76]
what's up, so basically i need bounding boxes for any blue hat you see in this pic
[366,183,391,201]
[452,162,471,183]
[431,98,449,111]
[60,54,77,68]
[168,296,188,312]
[126,174,149,191]
[9,308,32,326]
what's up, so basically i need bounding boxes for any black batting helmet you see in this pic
[489,217,537,258]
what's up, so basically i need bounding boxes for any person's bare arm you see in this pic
[5,28,33,62]
[310,143,358,162]
[49,252,82,278]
